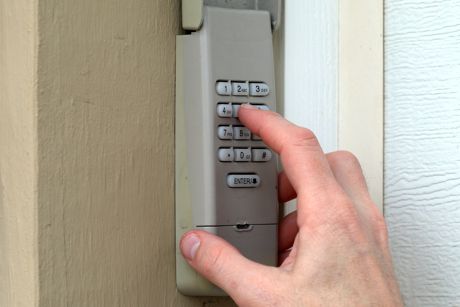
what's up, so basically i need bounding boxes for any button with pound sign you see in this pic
[252,148,272,162]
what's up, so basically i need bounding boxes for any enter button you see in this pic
[227,174,260,188]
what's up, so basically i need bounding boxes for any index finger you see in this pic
[239,105,339,214]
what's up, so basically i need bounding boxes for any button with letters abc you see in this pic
[218,126,233,140]
[217,103,232,117]
[227,174,260,188]
[233,126,251,140]
[232,82,249,96]
[252,148,272,162]
[249,83,269,96]
[216,81,231,96]
[234,148,251,162]
[218,148,234,162]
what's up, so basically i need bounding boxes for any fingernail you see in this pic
[181,233,201,260]
[240,103,256,110]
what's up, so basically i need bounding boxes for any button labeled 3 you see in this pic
[249,83,269,96]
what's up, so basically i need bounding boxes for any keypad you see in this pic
[215,80,273,188]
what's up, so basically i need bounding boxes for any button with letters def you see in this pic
[227,174,260,188]
[249,83,269,96]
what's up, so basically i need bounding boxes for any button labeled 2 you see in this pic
[232,82,249,96]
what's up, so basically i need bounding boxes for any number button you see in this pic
[218,126,233,140]
[252,148,272,162]
[217,103,232,117]
[249,83,269,96]
[232,82,249,96]
[252,104,270,111]
[218,148,234,162]
[234,148,251,162]
[216,81,231,96]
[233,126,251,140]
[232,104,241,118]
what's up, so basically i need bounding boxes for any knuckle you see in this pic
[287,127,320,152]
[199,244,226,276]
[331,150,362,170]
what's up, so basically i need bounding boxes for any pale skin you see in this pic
[180,104,403,306]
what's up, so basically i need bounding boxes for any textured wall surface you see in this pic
[0,0,38,306]
[385,1,460,306]
[2,0,236,305]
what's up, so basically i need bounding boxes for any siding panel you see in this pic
[385,1,460,306]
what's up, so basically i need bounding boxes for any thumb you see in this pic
[180,230,279,304]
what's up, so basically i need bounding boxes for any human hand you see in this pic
[180,104,403,306]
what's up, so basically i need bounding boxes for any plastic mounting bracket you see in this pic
[182,0,281,31]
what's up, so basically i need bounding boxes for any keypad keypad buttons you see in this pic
[233,126,251,140]
[253,104,270,111]
[218,126,233,140]
[232,104,242,118]
[218,148,234,162]
[217,103,232,117]
[234,148,252,162]
[227,174,260,188]
[232,82,249,96]
[252,149,272,162]
[249,83,270,96]
[216,81,232,96]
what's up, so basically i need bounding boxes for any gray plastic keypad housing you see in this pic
[176,6,279,296]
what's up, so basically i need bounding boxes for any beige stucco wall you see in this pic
[0,0,39,306]
[1,0,235,305]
